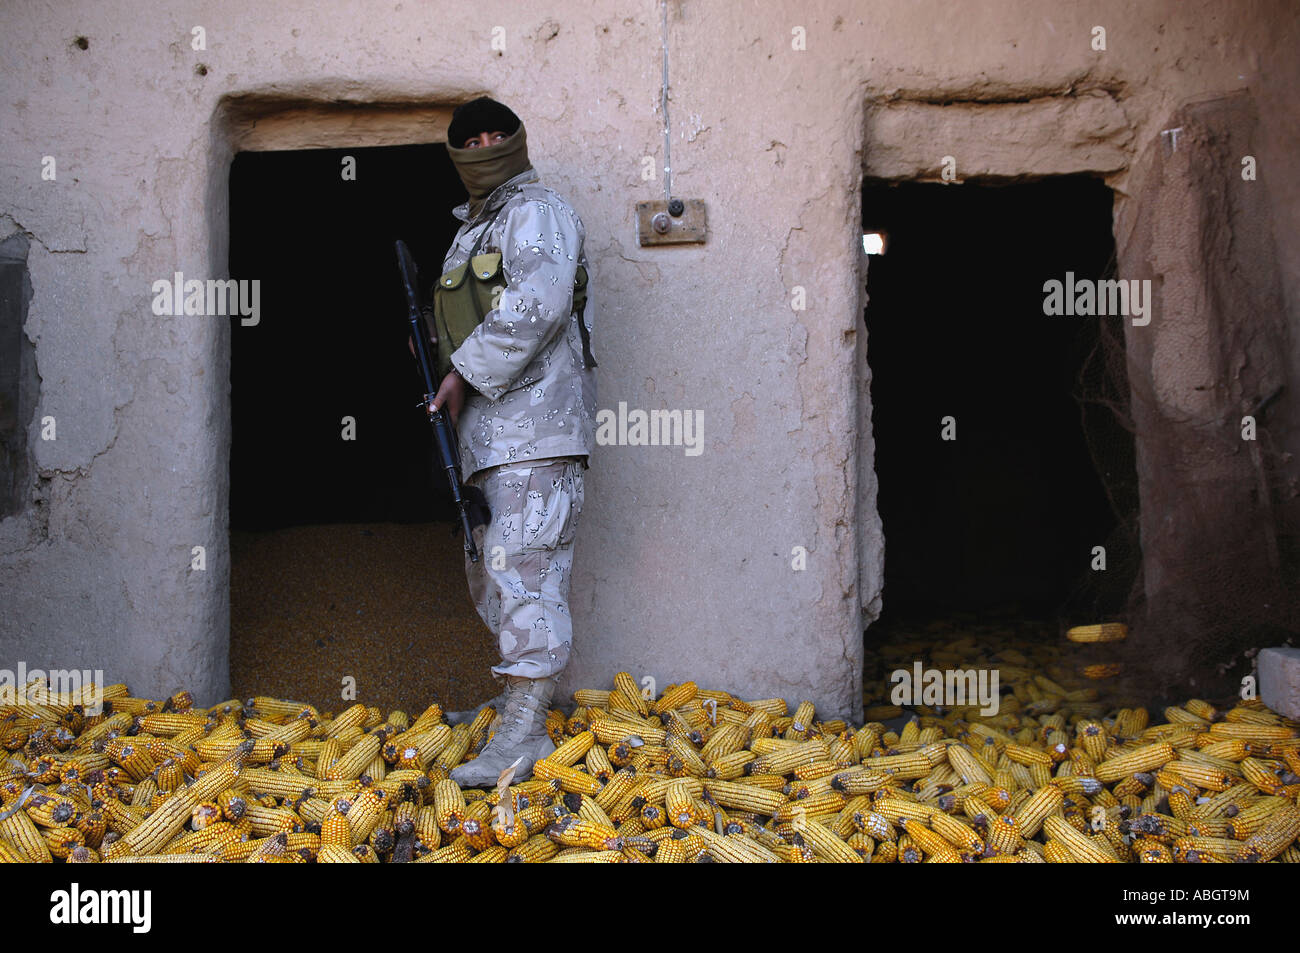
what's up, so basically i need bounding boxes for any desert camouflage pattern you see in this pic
[444,167,597,483]
[464,456,585,679]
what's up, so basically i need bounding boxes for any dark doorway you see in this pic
[226,143,499,714]
[862,177,1137,643]
[228,144,461,529]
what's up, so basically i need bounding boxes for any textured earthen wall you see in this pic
[1,1,1297,718]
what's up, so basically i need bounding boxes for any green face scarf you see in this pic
[446,123,533,220]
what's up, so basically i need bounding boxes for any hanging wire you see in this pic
[660,0,672,202]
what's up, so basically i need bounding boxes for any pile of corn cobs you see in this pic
[2,640,1298,863]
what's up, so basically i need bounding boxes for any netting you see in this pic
[1065,248,1300,704]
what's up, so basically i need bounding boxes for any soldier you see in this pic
[425,97,597,786]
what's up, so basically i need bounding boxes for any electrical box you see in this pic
[636,198,707,246]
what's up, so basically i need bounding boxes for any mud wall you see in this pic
[1,1,1297,718]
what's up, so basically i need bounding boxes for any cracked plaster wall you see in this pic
[1,1,1297,719]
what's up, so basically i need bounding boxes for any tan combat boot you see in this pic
[443,683,509,726]
[449,675,556,788]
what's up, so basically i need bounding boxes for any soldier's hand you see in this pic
[429,370,467,428]
[408,332,436,358]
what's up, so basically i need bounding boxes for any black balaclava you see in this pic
[446,97,533,219]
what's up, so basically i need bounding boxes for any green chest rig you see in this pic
[432,200,598,380]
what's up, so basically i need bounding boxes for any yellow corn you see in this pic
[613,672,650,717]
[413,806,442,850]
[0,808,50,863]
[899,817,961,863]
[434,724,474,770]
[1065,623,1128,643]
[344,788,387,846]
[432,779,466,835]
[1209,722,1296,743]
[1043,816,1120,863]
[532,760,603,796]
[1094,743,1176,783]
[1234,805,1300,863]
[507,833,559,863]
[546,815,623,851]
[1241,757,1287,795]
[701,780,786,816]
[649,681,697,715]
[549,730,595,767]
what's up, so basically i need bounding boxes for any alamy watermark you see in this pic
[0,664,105,715]
[595,401,703,456]
[1042,272,1151,326]
[151,271,260,325]
[889,662,1000,716]
[50,883,151,933]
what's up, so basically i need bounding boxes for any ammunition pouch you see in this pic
[433,202,597,381]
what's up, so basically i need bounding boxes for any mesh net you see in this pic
[1065,249,1300,704]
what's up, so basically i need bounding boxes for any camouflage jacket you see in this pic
[443,167,597,482]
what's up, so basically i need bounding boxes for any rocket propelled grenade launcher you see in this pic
[395,239,490,562]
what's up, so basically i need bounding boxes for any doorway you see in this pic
[226,142,499,714]
[861,176,1138,703]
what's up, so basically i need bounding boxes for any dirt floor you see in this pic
[230,521,500,717]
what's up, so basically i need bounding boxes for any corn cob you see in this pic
[545,730,595,768]
[507,833,560,863]
[546,815,623,851]
[1224,796,1289,839]
[1043,815,1120,863]
[1170,835,1244,863]
[432,778,467,835]
[646,681,696,715]
[492,802,550,848]
[611,672,650,717]
[433,724,474,771]
[1209,722,1297,743]
[1234,805,1300,862]
[665,735,708,778]
[985,814,1024,856]
[412,806,441,849]
[589,714,666,747]
[1240,757,1287,795]
[585,766,634,813]
[694,826,781,863]
[243,803,301,836]
[663,779,695,829]
[460,817,496,852]
[317,844,362,863]
[163,820,246,856]
[532,759,603,796]
[706,749,755,781]
[701,779,786,816]
[653,834,691,863]
[1094,743,1176,783]
[861,750,935,779]
[746,739,829,776]
[898,817,960,862]
[321,733,381,781]
[108,754,244,859]
[584,744,615,784]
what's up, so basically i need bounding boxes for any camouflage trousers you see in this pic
[464,456,585,680]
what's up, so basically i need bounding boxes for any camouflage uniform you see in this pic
[464,456,585,679]
[444,166,597,482]
[442,166,595,678]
